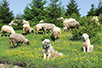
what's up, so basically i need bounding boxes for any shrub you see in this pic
[71,18,100,40]
[99,13,102,24]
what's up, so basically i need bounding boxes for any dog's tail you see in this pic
[58,52,63,56]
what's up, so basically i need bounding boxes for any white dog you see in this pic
[42,39,63,60]
[82,33,94,53]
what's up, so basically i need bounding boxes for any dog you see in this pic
[42,39,63,60]
[82,33,94,53]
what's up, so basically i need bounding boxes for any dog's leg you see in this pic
[83,46,86,52]
[44,53,46,60]
[48,53,51,60]
[87,46,90,53]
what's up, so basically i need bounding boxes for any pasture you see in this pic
[0,29,102,68]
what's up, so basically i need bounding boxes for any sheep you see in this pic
[82,33,94,53]
[22,19,30,26]
[52,27,61,40]
[9,33,30,48]
[23,24,33,34]
[91,16,100,25]
[1,25,15,36]
[39,20,44,23]
[9,19,18,26]
[35,23,56,34]
[63,18,79,31]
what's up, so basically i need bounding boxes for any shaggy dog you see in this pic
[82,33,94,53]
[42,39,63,60]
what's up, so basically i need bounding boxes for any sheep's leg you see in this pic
[9,39,12,48]
[87,46,90,53]
[12,40,15,48]
[44,29,47,34]
[83,46,86,53]
[44,53,46,60]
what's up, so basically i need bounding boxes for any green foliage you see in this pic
[72,17,100,40]
[99,13,102,24]
[0,0,14,24]
[44,0,63,27]
[65,0,80,17]
[0,0,14,29]
[87,4,96,17]
[42,33,52,40]
[23,0,46,25]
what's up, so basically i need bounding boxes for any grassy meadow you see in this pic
[0,29,102,68]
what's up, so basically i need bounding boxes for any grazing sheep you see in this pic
[9,19,18,26]
[82,33,94,53]
[23,24,33,34]
[35,23,56,34]
[91,16,100,25]
[42,39,63,60]
[1,25,15,36]
[63,18,79,31]
[22,20,30,26]
[9,33,30,48]
[52,27,61,40]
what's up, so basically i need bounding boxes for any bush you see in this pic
[42,33,52,40]
[99,13,102,24]
[71,18,100,40]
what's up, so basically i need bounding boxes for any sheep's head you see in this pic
[82,33,89,41]
[25,39,30,45]
[63,27,67,32]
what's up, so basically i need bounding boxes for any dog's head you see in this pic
[82,33,89,41]
[42,39,51,49]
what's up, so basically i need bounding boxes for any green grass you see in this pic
[0,29,102,68]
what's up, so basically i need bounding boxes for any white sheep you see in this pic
[9,19,18,26]
[91,16,100,25]
[9,33,30,48]
[52,27,61,40]
[22,19,30,26]
[23,24,33,34]
[35,23,56,34]
[63,18,79,31]
[1,25,15,36]
[82,33,94,53]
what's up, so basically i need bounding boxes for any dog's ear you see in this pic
[42,40,46,44]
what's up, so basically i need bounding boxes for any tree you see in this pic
[23,0,46,23]
[0,0,14,25]
[65,0,80,17]
[87,4,96,16]
[44,0,63,27]
[95,0,102,16]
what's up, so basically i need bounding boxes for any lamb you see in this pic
[9,33,30,48]
[63,18,79,31]
[35,23,56,34]
[1,25,15,36]
[23,24,33,34]
[52,27,61,40]
[82,33,94,53]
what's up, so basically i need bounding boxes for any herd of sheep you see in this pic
[0,16,99,59]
